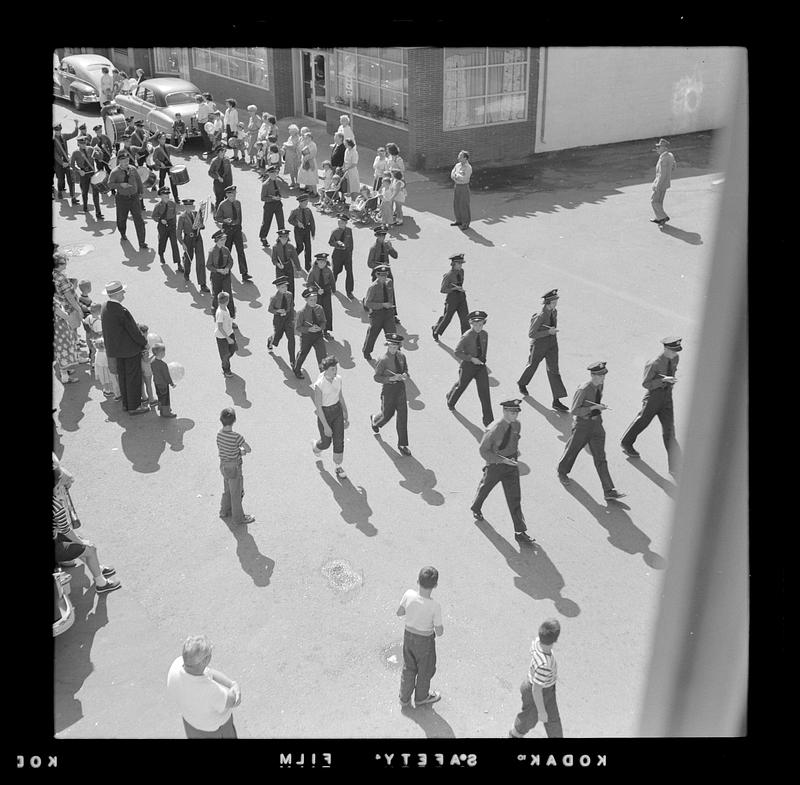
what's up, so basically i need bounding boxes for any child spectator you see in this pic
[264,114,278,145]
[150,343,176,417]
[320,160,334,192]
[396,566,444,708]
[230,121,248,159]
[373,147,390,191]
[266,143,282,174]
[391,169,406,226]
[350,185,373,223]
[77,279,93,317]
[215,291,236,379]
[217,407,255,525]
[138,323,158,407]
[171,114,187,146]
[378,174,395,226]
[93,337,119,398]
[83,302,103,367]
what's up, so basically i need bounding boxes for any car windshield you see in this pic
[165,91,197,106]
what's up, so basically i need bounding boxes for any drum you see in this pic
[137,166,156,188]
[105,113,127,145]
[169,165,190,186]
[90,170,109,193]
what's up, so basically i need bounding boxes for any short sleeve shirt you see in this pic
[214,306,233,339]
[166,656,232,732]
[400,589,443,634]
[527,637,557,687]
[313,373,342,407]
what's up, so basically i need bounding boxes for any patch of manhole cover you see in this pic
[379,641,404,670]
[320,558,363,593]
[59,243,96,257]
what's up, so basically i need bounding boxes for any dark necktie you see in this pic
[282,293,289,311]
[457,271,463,287]
[310,306,317,327]
[382,282,388,304]
[595,386,603,405]
[476,332,484,363]
[232,202,239,225]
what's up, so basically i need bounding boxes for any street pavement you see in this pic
[52,98,722,738]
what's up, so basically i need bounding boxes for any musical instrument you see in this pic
[169,165,190,186]
[137,166,156,188]
[90,170,109,193]
[196,197,210,231]
[104,114,127,145]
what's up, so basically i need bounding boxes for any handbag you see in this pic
[302,158,312,171]
[64,488,81,529]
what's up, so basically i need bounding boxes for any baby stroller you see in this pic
[350,193,382,226]
[319,178,349,216]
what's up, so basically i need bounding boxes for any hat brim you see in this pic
[104,285,127,296]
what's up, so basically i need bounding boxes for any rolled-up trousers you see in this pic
[517,338,568,400]
[447,362,493,427]
[373,382,408,446]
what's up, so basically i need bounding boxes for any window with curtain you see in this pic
[443,47,529,130]
[192,47,269,90]
[154,48,184,75]
[331,48,409,123]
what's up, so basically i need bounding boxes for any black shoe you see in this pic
[363,352,372,361]
[558,473,570,485]
[261,239,270,247]
[176,263,185,273]
[514,532,536,546]
[518,383,528,396]
[370,415,379,434]
[661,216,670,224]
[471,508,484,521]
[398,445,411,456]
[620,444,640,458]
[159,257,167,265]
[242,274,253,282]
[119,234,127,242]
[450,222,461,226]
[232,322,238,331]
[294,371,304,379]
[395,317,401,325]
[267,336,274,352]
[71,198,80,206]
[604,489,627,501]
[96,213,105,220]
[431,326,439,343]
[650,218,662,223]
[323,332,333,341]
[140,243,150,251]
[199,286,211,293]
[552,400,569,412]
[346,292,354,299]
[304,266,311,273]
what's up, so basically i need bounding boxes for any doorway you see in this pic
[301,50,327,121]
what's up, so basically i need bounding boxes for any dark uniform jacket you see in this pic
[364,278,396,312]
[268,290,295,317]
[570,382,603,420]
[307,265,336,294]
[214,199,243,228]
[373,351,407,384]
[328,227,353,258]
[208,156,233,187]
[642,354,679,390]
[107,165,144,197]
[177,209,203,241]
[54,128,79,167]
[288,205,315,236]
[152,200,177,223]
[272,241,300,271]
[454,329,488,363]
[295,303,326,334]
[479,419,521,464]
[367,241,398,270]
[528,308,557,343]
[440,268,464,294]
[206,245,234,274]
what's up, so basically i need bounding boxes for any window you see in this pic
[443,47,529,130]
[154,47,184,75]
[331,48,409,124]
[192,47,269,90]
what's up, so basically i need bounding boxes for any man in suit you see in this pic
[214,185,250,281]
[100,280,149,415]
[271,229,300,298]
[54,120,80,204]
[208,143,233,208]
[259,165,285,247]
[329,214,355,299]
[287,193,316,272]
[177,199,210,292]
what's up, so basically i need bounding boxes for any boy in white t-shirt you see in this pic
[396,566,444,707]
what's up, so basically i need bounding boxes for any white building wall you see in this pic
[535,47,742,152]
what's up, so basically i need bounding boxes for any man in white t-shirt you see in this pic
[396,566,444,707]
[167,634,241,738]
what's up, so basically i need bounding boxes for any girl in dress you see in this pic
[93,338,119,398]
[390,168,407,226]
[378,174,395,226]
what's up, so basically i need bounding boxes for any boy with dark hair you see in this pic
[508,619,564,738]
[150,344,176,418]
[396,567,444,708]
[216,408,255,525]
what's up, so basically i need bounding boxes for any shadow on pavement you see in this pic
[234,328,252,358]
[405,376,424,410]
[451,410,485,442]
[474,518,581,617]
[223,518,275,587]
[54,570,111,735]
[561,479,667,569]
[461,226,495,247]
[224,373,252,408]
[624,456,677,499]
[335,291,371,326]
[400,704,456,738]
[434,340,461,365]
[326,338,356,370]
[57,365,93,433]
[316,462,378,537]
[388,216,420,241]
[77,214,116,239]
[658,224,703,245]
[272,355,314,401]
[231,276,263,309]
[522,397,572,442]
[376,439,444,506]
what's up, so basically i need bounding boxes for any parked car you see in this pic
[114,78,203,138]
[53,570,75,637]
[53,53,114,110]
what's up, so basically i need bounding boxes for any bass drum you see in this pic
[90,170,109,193]
[169,165,190,186]
[137,166,156,188]
[104,114,127,145]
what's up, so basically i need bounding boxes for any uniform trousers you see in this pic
[55,163,75,197]
[317,290,333,332]
[373,382,408,446]
[77,172,101,214]
[621,387,680,472]
[216,336,235,373]
[157,168,179,201]
[212,180,227,208]
[434,292,469,337]
[294,228,313,270]
[558,417,614,491]
[517,339,568,399]
[210,272,235,318]
[651,183,669,220]
[471,463,527,533]
[293,331,325,375]
[259,202,285,240]
[114,195,147,245]
[513,681,563,738]
[181,234,207,288]
[363,309,397,355]
[447,362,493,427]
[399,629,437,704]
[157,220,181,265]
[114,354,144,412]
[273,263,296,296]
[453,183,471,228]
[224,227,248,277]
[332,251,354,296]
[270,314,295,365]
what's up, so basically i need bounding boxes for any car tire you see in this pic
[71,92,81,111]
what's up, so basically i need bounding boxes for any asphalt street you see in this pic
[52,99,721,738]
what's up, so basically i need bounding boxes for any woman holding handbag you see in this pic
[53,252,82,384]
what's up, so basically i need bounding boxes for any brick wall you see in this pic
[324,106,409,155]
[407,48,540,171]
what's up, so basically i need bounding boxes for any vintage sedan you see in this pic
[114,78,204,138]
[53,53,114,109]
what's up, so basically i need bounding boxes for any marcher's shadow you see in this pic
[326,338,355,369]
[56,366,93,432]
[160,263,185,292]
[56,202,80,221]
[376,439,444,506]
[400,704,456,738]
[562,479,667,568]
[659,224,703,245]
[451,410,486,442]
[54,570,111,734]
[234,329,252,357]
[396,331,420,352]
[231,278,263,309]
[273,355,314,400]
[474,518,581,616]
[223,519,275,587]
[336,292,371,325]
[405,377,425,410]
[461,226,495,247]
[78,215,115,238]
[224,374,252,408]
[624,456,677,498]
[317,463,378,536]
[435,341,461,364]
[119,240,156,271]
[391,216,420,241]
[186,283,213,313]
[523,397,572,441]
[485,366,500,388]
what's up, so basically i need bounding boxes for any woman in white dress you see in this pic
[337,114,355,145]
[298,131,319,197]
[342,139,360,197]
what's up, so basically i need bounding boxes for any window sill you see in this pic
[325,104,408,129]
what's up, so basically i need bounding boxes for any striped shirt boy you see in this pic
[217,429,245,461]
[53,496,71,539]
[527,636,557,688]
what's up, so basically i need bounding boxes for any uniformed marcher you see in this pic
[329,214,355,298]
[208,143,233,208]
[366,225,400,321]
[151,132,185,202]
[258,165,285,247]
[446,310,494,427]
[362,265,397,361]
[152,187,181,269]
[70,135,103,219]
[271,228,300,298]
[177,198,210,292]
[107,152,149,250]
[307,253,336,341]
[620,337,683,475]
[517,289,568,411]
[206,229,236,319]
[369,333,411,455]
[431,253,469,342]
[470,399,536,546]
[53,120,80,204]
[91,124,113,174]
[293,286,327,379]
[557,362,626,500]
[214,185,251,281]
[267,276,296,365]
[287,193,316,272]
